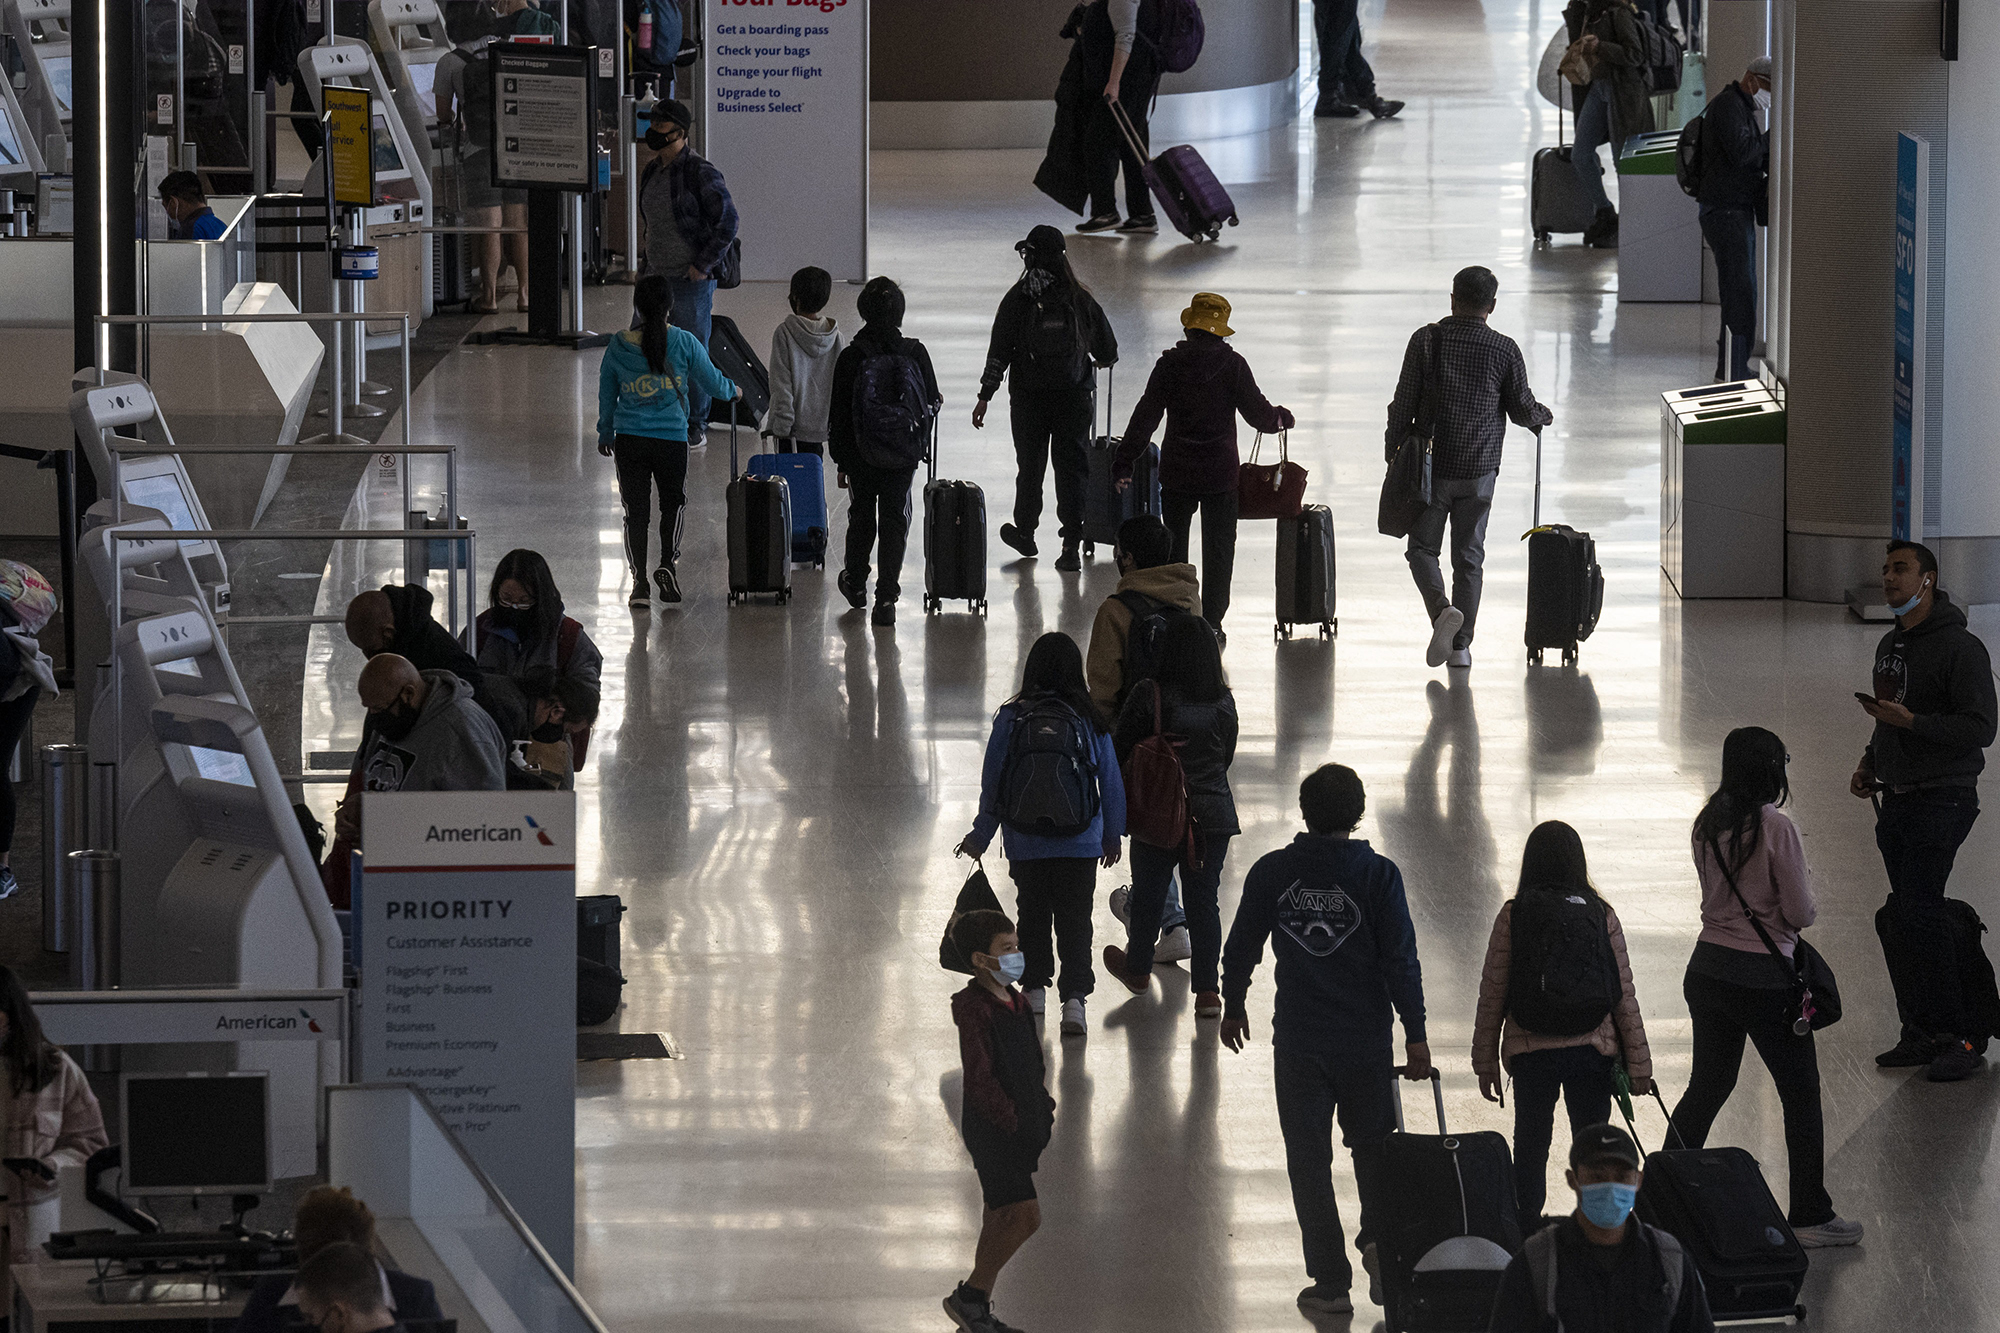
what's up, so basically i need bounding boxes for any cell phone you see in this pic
[3,1157,53,1181]
[1855,692,1878,704]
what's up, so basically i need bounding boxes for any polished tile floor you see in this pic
[301,0,2000,1328]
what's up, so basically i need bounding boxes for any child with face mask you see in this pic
[945,910,1054,1333]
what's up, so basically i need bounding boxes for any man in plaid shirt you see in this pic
[1385,267,1553,669]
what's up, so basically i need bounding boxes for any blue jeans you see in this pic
[1274,1044,1394,1290]
[1125,834,1230,993]
[1507,1045,1614,1222]
[1699,204,1758,380]
[1572,82,1614,213]
[1405,470,1497,650]
[669,276,716,436]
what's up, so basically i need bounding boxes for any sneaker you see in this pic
[1584,206,1620,248]
[1102,945,1150,995]
[1876,1035,1939,1067]
[1109,885,1132,926]
[1060,997,1087,1036]
[1155,926,1193,963]
[1297,1285,1353,1314]
[1369,96,1405,119]
[1793,1215,1864,1248]
[1313,101,1363,118]
[871,601,895,627]
[1362,1243,1383,1305]
[1023,986,1046,1016]
[1075,212,1122,234]
[1426,606,1465,667]
[836,569,867,609]
[1194,991,1224,1018]
[1000,523,1038,558]
[628,589,650,608]
[0,866,16,901]
[1115,213,1158,233]
[1054,545,1081,572]
[1927,1039,1983,1082]
[652,565,681,604]
[942,1284,996,1332]
[1212,625,1227,648]
[987,1310,1026,1333]
[1446,647,1472,670]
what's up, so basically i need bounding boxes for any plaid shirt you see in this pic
[638,150,739,277]
[1385,316,1552,479]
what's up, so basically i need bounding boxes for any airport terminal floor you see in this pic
[299,2,2000,1329]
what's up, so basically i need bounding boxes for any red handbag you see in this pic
[1237,430,1308,520]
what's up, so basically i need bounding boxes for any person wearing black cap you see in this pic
[1489,1123,1715,1333]
[637,99,740,444]
[974,225,1118,572]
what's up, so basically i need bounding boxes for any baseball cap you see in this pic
[1747,56,1773,79]
[1569,1123,1642,1170]
[1017,224,1067,257]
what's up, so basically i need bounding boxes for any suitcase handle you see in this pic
[1614,1080,1691,1155]
[1390,1067,1447,1135]
[1096,364,1114,440]
[1106,97,1153,169]
[729,411,739,479]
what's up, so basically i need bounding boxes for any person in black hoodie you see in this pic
[976,225,1118,573]
[1852,540,1999,1081]
[344,585,481,685]
[1221,763,1430,1317]
[1696,57,1771,381]
[829,276,942,628]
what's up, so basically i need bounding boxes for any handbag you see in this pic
[1377,324,1443,538]
[938,860,1005,974]
[1237,430,1308,520]
[714,237,743,289]
[1710,837,1842,1033]
[1558,39,1595,85]
[1123,686,1194,857]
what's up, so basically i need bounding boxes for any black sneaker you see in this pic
[942,1284,995,1332]
[652,566,681,604]
[1876,1036,1938,1067]
[1927,1038,1984,1082]
[0,866,16,901]
[1115,214,1158,233]
[1000,523,1038,558]
[1054,545,1081,572]
[871,600,896,627]
[1369,96,1405,119]
[836,570,867,609]
[1314,101,1363,118]
[1584,206,1620,248]
[1075,213,1121,234]
[628,588,650,608]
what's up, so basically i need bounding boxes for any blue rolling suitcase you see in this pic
[746,451,828,567]
[1082,367,1163,558]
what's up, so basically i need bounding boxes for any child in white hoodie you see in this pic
[762,266,844,455]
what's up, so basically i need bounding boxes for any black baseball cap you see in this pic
[1017,224,1067,257]
[649,99,693,132]
[1569,1123,1642,1170]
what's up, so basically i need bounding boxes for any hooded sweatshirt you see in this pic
[763,313,844,443]
[1864,592,1998,789]
[596,326,738,446]
[1114,329,1290,495]
[356,669,507,795]
[381,584,481,686]
[1085,562,1201,722]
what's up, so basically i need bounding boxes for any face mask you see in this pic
[645,128,669,151]
[990,952,1026,985]
[530,720,566,743]
[1889,577,1929,617]
[1753,88,1772,114]
[1577,1181,1638,1229]
[374,698,420,743]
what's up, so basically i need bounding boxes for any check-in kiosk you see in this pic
[369,0,452,159]
[1,0,71,167]
[0,54,47,180]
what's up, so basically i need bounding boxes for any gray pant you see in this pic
[1406,470,1497,651]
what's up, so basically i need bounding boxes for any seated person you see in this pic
[233,1188,442,1333]
[157,171,229,240]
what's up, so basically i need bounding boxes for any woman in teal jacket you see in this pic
[598,275,738,606]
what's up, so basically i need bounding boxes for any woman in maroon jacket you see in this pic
[1114,293,1293,640]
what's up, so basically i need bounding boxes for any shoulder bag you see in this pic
[1709,837,1842,1033]
[1377,324,1442,538]
[1124,687,1192,857]
[1238,430,1308,520]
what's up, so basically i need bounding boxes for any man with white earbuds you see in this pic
[1488,1123,1714,1333]
[1853,540,1999,1081]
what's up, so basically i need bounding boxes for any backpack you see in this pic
[1632,9,1684,92]
[1141,0,1205,74]
[1674,112,1705,197]
[1123,685,1192,854]
[852,349,933,469]
[461,46,495,146]
[1115,590,1199,707]
[1507,887,1621,1037]
[1022,292,1087,382]
[996,698,1101,838]
[636,0,682,69]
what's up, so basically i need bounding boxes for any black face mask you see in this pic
[492,605,534,634]
[645,128,670,151]
[530,720,566,743]
[374,698,421,743]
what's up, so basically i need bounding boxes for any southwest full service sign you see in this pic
[358,791,577,1274]
[706,0,867,281]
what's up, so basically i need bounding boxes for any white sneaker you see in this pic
[1794,1216,1864,1248]
[1059,997,1087,1036]
[1426,606,1465,668]
[1023,986,1046,1016]
[1109,885,1132,926]
[1155,926,1193,963]
[1446,647,1472,669]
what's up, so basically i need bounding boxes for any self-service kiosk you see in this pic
[368,0,452,159]
[0,0,70,168]
[0,48,47,180]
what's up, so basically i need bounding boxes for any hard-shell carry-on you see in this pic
[1532,98,1598,245]
[1380,1070,1522,1333]
[1082,366,1162,557]
[1523,427,1604,666]
[923,423,989,615]
[745,451,829,567]
[706,313,773,427]
[725,417,793,605]
[1274,504,1336,640]
[1623,1086,1809,1323]
[1107,99,1239,243]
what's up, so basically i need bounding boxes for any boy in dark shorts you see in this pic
[945,910,1054,1333]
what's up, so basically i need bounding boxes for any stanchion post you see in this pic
[68,850,120,989]
[39,744,88,952]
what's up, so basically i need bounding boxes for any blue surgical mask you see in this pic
[992,952,1026,985]
[1890,580,1928,617]
[1577,1181,1638,1229]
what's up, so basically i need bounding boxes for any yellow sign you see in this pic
[322,86,374,208]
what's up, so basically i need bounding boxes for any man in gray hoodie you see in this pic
[762,266,843,454]
[335,655,507,850]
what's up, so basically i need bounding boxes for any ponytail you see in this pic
[633,274,672,375]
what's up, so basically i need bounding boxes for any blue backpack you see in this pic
[637,0,681,70]
[852,350,933,469]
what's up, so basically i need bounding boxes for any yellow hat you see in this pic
[1180,292,1233,338]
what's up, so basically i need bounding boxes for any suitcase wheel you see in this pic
[1082,541,1096,558]
[1535,230,1551,246]
[924,595,938,615]
[978,600,988,618]
[1321,620,1336,640]
[1562,645,1579,667]
[1275,622,1289,641]
[728,592,738,607]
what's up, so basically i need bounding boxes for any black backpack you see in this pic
[997,697,1100,837]
[853,349,933,469]
[1507,887,1621,1037]
[1115,590,1200,706]
[1632,9,1684,92]
[1674,113,1705,197]
[1021,292,1087,382]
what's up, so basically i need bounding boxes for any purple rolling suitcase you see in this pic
[1109,101,1238,243]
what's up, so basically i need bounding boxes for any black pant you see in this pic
[1164,487,1239,626]
[1125,833,1231,993]
[842,463,915,603]
[1083,71,1158,219]
[1010,388,1092,546]
[1700,205,1757,381]
[1671,966,1833,1228]
[1509,1045,1614,1222]
[1009,856,1097,1000]
[290,78,324,158]
[1311,0,1377,105]
[614,433,689,578]
[1274,1043,1394,1290]
[1875,787,1980,1041]
[0,687,38,855]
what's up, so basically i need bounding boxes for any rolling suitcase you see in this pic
[924,424,989,616]
[1082,366,1162,556]
[1109,100,1239,243]
[1624,1087,1809,1322]
[1532,102,1598,244]
[706,313,773,426]
[577,895,625,972]
[1275,504,1337,640]
[746,451,829,566]
[1524,428,1603,666]
[725,419,793,604]
[1379,1071,1522,1333]
[1875,895,2000,1048]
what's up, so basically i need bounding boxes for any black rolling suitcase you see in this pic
[726,419,793,604]
[1532,101,1597,245]
[1082,367,1163,557]
[1524,428,1603,666]
[1275,504,1337,640]
[706,314,773,427]
[1379,1071,1521,1333]
[577,895,626,971]
[1875,895,2000,1049]
[924,424,988,615]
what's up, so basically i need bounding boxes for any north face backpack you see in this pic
[852,350,932,469]
[1115,590,1201,708]
[1507,887,1621,1037]
[997,698,1101,838]
[1674,113,1705,197]
[1022,293,1087,381]
[1142,0,1205,74]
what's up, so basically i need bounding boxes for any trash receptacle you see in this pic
[1618,137,1703,303]
[1660,384,1785,598]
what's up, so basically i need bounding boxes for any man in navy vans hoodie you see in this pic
[1222,763,1430,1318]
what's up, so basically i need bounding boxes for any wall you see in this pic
[1941,0,2000,557]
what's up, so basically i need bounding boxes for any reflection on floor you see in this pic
[301,0,2000,1326]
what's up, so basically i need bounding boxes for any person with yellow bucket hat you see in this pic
[1112,293,1294,642]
